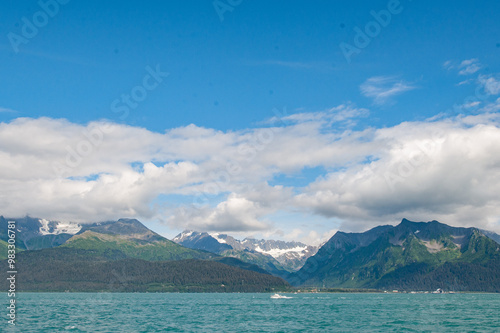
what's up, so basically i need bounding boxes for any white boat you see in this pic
[270,293,293,299]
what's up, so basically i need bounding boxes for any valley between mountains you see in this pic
[2,216,499,292]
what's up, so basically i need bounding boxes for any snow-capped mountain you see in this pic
[0,216,82,250]
[173,231,233,253]
[241,238,317,271]
[1,216,164,246]
[1,216,161,250]
[173,230,318,271]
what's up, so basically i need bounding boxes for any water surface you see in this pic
[3,293,499,332]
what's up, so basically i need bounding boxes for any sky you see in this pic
[1,0,500,245]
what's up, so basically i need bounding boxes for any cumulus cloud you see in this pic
[294,114,500,233]
[0,118,234,222]
[360,76,416,105]
[165,183,293,232]
[1,107,500,236]
[167,195,271,232]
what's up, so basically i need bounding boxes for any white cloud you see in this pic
[269,228,338,247]
[461,101,481,109]
[294,115,500,233]
[360,76,416,105]
[443,60,453,70]
[0,107,17,113]
[458,58,482,75]
[165,182,293,233]
[1,111,500,236]
[457,79,473,86]
[478,75,500,95]
[268,103,369,128]
[167,194,271,232]
[480,98,500,113]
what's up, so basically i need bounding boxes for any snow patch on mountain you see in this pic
[173,230,194,242]
[38,219,81,235]
[39,219,51,235]
[209,233,227,244]
[254,245,309,258]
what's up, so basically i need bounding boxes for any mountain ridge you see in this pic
[292,219,500,292]
[173,230,318,272]
[1,217,290,292]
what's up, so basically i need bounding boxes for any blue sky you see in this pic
[1,0,500,244]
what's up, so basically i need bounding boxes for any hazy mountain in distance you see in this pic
[240,238,318,271]
[173,231,233,253]
[173,230,318,272]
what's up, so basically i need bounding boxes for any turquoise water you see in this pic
[3,293,499,332]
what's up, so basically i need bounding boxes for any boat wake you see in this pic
[270,293,293,299]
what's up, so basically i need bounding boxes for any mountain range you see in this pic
[1,216,499,292]
[173,230,317,272]
[0,216,289,292]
